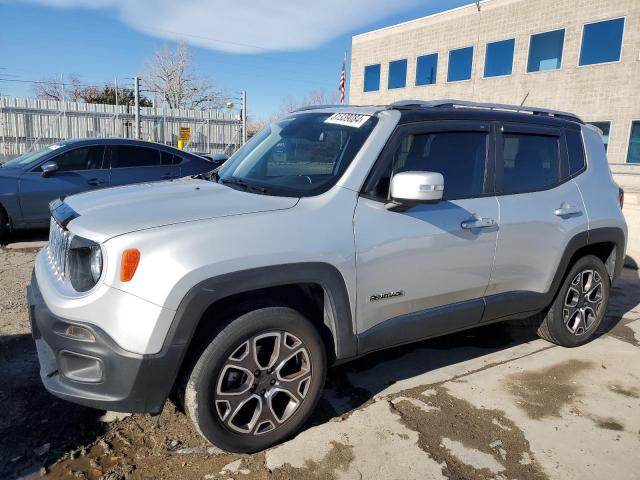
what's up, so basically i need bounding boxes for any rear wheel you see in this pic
[536,255,609,347]
[184,307,326,452]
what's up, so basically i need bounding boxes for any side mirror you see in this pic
[209,153,229,168]
[386,171,444,211]
[41,161,59,177]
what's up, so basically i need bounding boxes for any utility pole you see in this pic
[241,90,247,145]
[114,77,119,137]
[61,73,67,139]
[134,76,141,140]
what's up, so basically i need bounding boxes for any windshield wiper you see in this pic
[220,177,267,194]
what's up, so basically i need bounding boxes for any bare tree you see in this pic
[249,89,339,134]
[33,74,82,102]
[142,42,226,110]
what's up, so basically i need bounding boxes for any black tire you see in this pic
[0,207,8,242]
[184,307,326,453]
[536,255,610,347]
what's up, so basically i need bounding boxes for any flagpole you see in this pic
[339,50,347,105]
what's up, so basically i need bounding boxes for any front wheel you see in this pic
[536,255,610,347]
[184,307,326,453]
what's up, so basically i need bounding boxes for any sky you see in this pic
[0,0,471,119]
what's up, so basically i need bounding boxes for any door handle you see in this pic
[86,178,105,187]
[461,215,496,229]
[554,202,581,217]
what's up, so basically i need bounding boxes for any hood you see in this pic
[63,177,299,242]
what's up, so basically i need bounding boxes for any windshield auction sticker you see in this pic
[324,113,371,128]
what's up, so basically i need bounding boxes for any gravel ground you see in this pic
[1,238,639,480]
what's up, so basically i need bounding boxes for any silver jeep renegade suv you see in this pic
[28,100,627,452]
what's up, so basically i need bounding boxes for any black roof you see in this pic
[391,99,582,130]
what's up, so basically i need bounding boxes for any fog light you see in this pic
[59,351,103,383]
[63,325,96,342]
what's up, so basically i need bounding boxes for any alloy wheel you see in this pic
[563,269,603,336]
[214,331,312,435]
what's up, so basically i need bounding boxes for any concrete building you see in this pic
[349,0,640,178]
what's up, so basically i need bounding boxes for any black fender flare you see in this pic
[164,262,357,361]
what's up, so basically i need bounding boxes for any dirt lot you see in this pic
[1,236,639,480]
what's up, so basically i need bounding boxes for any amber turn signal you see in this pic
[120,249,141,282]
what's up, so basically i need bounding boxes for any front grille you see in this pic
[47,217,72,281]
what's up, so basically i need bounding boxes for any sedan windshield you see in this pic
[1,144,62,168]
[218,112,378,197]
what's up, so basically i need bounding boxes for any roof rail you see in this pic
[291,104,346,113]
[389,99,583,123]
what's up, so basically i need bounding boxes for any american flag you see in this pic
[339,52,346,104]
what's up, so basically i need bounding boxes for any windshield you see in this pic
[218,112,378,197]
[1,144,62,168]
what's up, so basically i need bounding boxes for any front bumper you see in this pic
[28,271,183,413]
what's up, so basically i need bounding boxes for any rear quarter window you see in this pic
[565,130,587,176]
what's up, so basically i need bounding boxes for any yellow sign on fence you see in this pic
[180,127,191,142]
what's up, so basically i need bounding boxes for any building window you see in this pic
[416,53,438,86]
[527,29,565,72]
[388,59,408,89]
[448,46,473,82]
[627,121,640,164]
[579,18,625,66]
[587,121,611,151]
[484,38,515,78]
[364,64,381,92]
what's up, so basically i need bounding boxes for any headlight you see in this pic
[67,237,103,292]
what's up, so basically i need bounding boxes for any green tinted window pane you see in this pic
[416,53,438,85]
[527,29,565,72]
[484,38,515,77]
[388,59,407,89]
[448,46,473,82]
[587,122,611,151]
[627,121,640,164]
[580,18,624,66]
[364,64,380,92]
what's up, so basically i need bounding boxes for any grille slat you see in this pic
[47,218,72,281]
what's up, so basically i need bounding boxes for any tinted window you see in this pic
[627,121,640,164]
[53,146,104,172]
[161,151,177,165]
[416,53,438,85]
[364,64,381,92]
[502,134,560,194]
[448,47,473,82]
[111,146,160,168]
[579,18,624,66]
[368,131,487,200]
[587,121,610,151]
[565,130,586,175]
[484,38,515,77]
[527,29,565,72]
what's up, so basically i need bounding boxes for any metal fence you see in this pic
[0,96,243,163]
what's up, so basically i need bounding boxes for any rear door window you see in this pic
[499,130,561,194]
[110,146,161,168]
[161,151,178,165]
